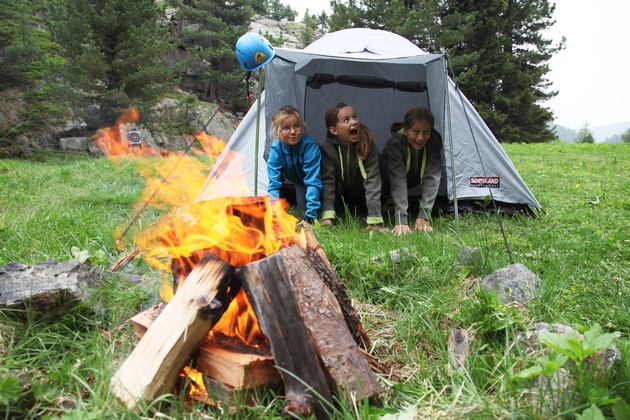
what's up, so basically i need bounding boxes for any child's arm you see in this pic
[266,144,284,199]
[386,139,410,226]
[417,133,442,221]
[318,143,337,222]
[301,140,323,221]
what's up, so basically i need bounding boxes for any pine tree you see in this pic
[328,0,563,143]
[266,0,297,21]
[575,123,595,144]
[437,0,562,143]
[174,0,254,103]
[0,0,58,89]
[621,128,630,144]
[300,11,317,48]
[48,0,175,126]
[329,0,436,47]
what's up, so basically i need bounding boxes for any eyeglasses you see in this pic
[280,125,303,134]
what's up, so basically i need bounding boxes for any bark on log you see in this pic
[111,254,235,410]
[301,229,372,348]
[280,245,382,399]
[238,252,332,420]
[240,244,382,417]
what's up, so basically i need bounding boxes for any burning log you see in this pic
[280,245,382,398]
[238,253,332,419]
[111,254,235,410]
[239,244,382,418]
[129,303,282,391]
[301,229,372,348]
[195,342,281,390]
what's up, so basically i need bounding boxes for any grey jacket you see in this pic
[382,124,442,224]
[318,135,384,224]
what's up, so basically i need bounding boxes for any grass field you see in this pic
[0,142,628,418]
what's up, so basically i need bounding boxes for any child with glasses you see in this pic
[267,105,322,225]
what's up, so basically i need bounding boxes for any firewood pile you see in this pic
[111,229,383,418]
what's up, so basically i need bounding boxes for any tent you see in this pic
[196,28,541,215]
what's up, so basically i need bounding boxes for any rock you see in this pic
[0,88,26,131]
[14,134,32,156]
[0,259,104,318]
[249,15,305,49]
[59,137,90,152]
[480,263,539,304]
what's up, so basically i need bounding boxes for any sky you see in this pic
[284,0,630,130]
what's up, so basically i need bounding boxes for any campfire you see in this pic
[97,110,383,418]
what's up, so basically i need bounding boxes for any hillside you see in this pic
[552,120,629,143]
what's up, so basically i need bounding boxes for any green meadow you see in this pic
[0,142,628,418]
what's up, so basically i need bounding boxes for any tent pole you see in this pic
[445,71,459,231]
[253,68,265,196]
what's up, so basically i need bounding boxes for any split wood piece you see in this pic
[129,300,280,390]
[108,247,140,272]
[447,327,470,374]
[111,254,235,410]
[280,245,382,400]
[239,251,332,420]
[196,344,282,390]
[301,229,372,348]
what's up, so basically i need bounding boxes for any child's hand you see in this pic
[296,219,313,230]
[392,224,412,236]
[414,217,433,232]
[320,219,333,226]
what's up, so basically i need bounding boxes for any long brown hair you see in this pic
[324,102,376,160]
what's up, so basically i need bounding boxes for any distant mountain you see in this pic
[550,121,629,143]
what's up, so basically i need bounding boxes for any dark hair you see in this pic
[403,107,435,130]
[325,102,375,160]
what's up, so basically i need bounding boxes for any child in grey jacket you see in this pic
[319,102,386,230]
[381,107,443,234]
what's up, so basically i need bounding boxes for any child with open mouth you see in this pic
[318,102,387,231]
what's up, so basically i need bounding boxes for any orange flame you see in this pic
[194,131,226,157]
[99,109,299,347]
[180,366,209,400]
[93,108,161,158]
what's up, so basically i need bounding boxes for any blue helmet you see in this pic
[235,32,275,72]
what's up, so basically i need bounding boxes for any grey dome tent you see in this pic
[196,28,540,215]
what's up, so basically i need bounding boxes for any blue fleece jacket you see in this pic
[267,134,322,220]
